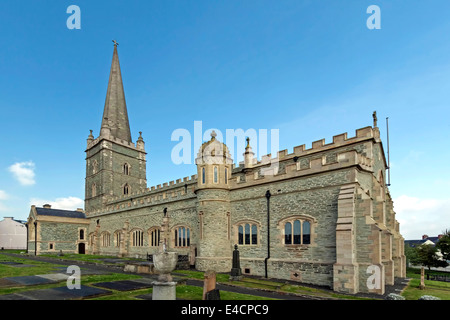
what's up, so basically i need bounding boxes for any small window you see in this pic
[123,163,130,175]
[92,183,97,197]
[202,168,206,184]
[225,168,228,184]
[49,243,54,250]
[123,184,129,195]
[214,166,218,183]
[79,229,84,240]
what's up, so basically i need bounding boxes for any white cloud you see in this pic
[30,196,84,211]
[0,190,9,201]
[8,161,36,186]
[394,195,450,240]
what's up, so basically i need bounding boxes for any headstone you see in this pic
[419,267,425,290]
[203,270,216,300]
[230,245,243,281]
[205,289,221,300]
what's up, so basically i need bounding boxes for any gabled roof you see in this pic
[35,207,86,219]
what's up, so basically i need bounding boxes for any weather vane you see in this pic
[112,40,119,47]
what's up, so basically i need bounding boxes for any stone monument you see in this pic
[152,208,178,300]
[230,245,243,281]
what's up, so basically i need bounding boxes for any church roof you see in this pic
[35,207,86,219]
[100,41,132,143]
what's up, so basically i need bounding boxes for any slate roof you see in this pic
[35,207,86,219]
[405,237,440,247]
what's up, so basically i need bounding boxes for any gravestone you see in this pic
[419,267,425,290]
[203,270,217,300]
[230,245,243,281]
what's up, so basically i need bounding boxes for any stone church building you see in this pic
[27,44,406,295]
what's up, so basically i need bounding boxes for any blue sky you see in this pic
[0,1,449,240]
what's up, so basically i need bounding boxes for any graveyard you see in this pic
[0,250,448,300]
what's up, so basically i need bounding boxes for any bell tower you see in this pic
[85,42,147,213]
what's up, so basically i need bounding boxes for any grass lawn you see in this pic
[402,268,450,300]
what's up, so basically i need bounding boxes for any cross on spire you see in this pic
[112,40,119,47]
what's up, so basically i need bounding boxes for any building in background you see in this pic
[0,217,27,250]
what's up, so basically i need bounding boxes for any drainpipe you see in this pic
[34,221,37,256]
[264,190,271,278]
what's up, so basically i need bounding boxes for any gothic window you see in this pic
[236,222,258,246]
[79,229,84,240]
[283,217,312,245]
[202,167,206,184]
[101,232,111,247]
[149,227,161,247]
[92,160,98,174]
[214,166,218,183]
[114,230,121,247]
[123,163,130,176]
[123,184,130,195]
[132,229,144,247]
[174,226,190,247]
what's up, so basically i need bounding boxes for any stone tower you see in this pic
[85,43,147,213]
[195,131,233,272]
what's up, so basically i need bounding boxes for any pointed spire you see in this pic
[100,41,132,142]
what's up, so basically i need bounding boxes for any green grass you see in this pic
[402,268,450,300]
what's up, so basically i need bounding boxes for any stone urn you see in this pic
[153,251,178,282]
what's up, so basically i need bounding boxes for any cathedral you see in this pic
[26,43,406,295]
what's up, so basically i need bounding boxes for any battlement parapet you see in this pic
[86,174,198,217]
[235,126,375,169]
[231,148,373,188]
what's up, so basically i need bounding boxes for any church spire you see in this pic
[100,40,132,142]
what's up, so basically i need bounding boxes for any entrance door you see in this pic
[78,243,85,254]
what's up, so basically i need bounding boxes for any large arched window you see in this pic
[101,232,111,247]
[174,226,190,247]
[149,227,161,247]
[237,221,259,246]
[282,217,313,245]
[132,229,144,247]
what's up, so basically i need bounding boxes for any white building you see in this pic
[0,217,27,250]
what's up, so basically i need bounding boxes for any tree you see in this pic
[409,244,448,272]
[435,229,450,262]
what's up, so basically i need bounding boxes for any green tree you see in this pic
[409,244,448,272]
[435,229,450,262]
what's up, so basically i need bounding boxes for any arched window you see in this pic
[214,166,218,183]
[132,229,144,247]
[149,227,161,247]
[236,222,258,245]
[123,163,130,175]
[101,232,111,247]
[92,160,98,174]
[79,229,84,240]
[283,217,313,245]
[123,184,130,195]
[174,226,190,247]
[303,221,311,245]
[92,183,97,197]
[202,168,206,184]
[114,230,121,247]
